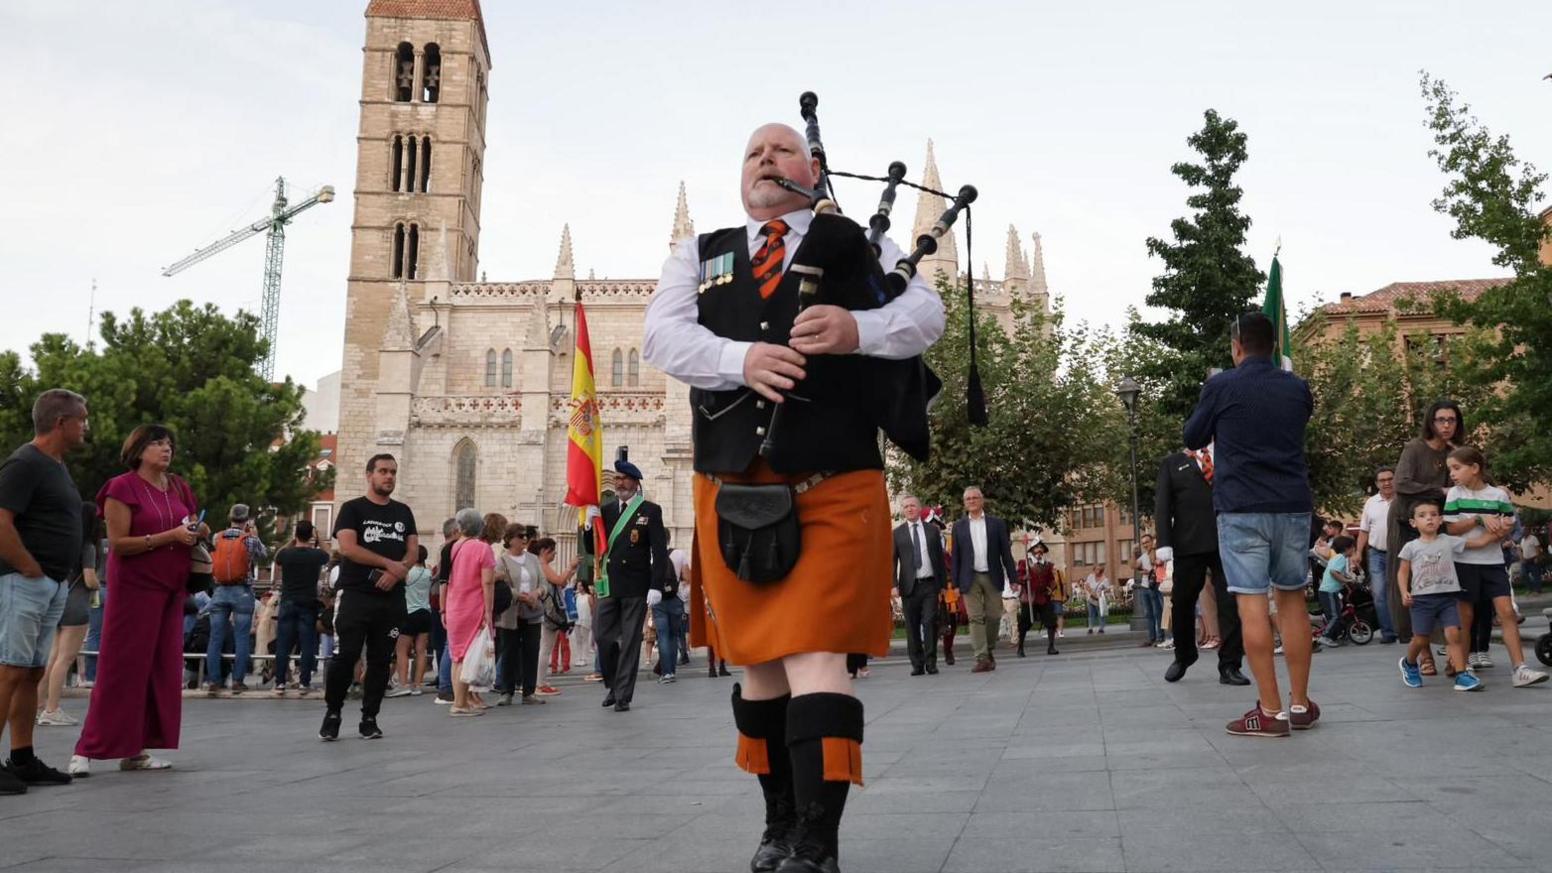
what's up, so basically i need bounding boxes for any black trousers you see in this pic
[497,623,542,696]
[902,587,939,668]
[1170,551,1243,669]
[594,595,646,703]
[324,590,403,718]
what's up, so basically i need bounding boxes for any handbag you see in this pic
[715,482,801,585]
[186,538,213,594]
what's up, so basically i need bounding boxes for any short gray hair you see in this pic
[962,486,983,499]
[442,517,459,537]
[32,389,86,435]
[455,507,484,538]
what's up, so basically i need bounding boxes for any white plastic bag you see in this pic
[459,626,496,691]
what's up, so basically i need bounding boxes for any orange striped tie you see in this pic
[1191,449,1214,485]
[751,219,788,299]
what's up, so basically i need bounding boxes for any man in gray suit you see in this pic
[950,486,1020,673]
[893,495,947,676]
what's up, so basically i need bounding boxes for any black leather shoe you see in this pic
[1047,646,1059,655]
[719,665,732,677]
[613,701,630,712]
[1017,647,1027,657]
[1219,666,1251,686]
[775,848,839,873]
[601,694,616,708]
[750,835,793,872]
[910,665,925,676]
[925,662,939,675]
[1164,661,1190,683]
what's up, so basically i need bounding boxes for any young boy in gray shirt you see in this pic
[1397,499,1499,691]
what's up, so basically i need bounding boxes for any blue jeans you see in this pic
[1217,512,1312,594]
[1367,550,1396,639]
[206,584,255,685]
[1138,587,1164,642]
[651,597,685,676]
[273,600,319,687]
[84,580,107,681]
[1087,600,1106,629]
[1527,560,1544,594]
[1318,590,1343,640]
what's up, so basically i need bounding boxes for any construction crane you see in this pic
[161,177,335,381]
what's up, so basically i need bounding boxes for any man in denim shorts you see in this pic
[1184,313,1315,738]
[0,389,89,791]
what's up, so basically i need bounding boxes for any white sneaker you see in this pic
[433,695,453,705]
[67,755,90,777]
[1155,640,1174,649]
[1273,644,1285,656]
[384,687,414,699]
[409,688,423,696]
[119,755,171,771]
[1466,653,1481,669]
[35,709,77,726]
[1478,653,1495,669]
[1512,664,1549,688]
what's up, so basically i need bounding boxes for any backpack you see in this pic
[212,530,254,584]
[542,583,573,632]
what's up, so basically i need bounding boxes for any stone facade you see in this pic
[335,1,1049,555]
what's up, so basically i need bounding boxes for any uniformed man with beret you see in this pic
[593,457,671,713]
[643,122,944,873]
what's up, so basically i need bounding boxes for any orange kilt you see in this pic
[689,462,892,666]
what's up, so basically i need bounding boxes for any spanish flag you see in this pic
[565,301,604,521]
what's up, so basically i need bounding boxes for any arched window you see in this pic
[405,136,418,194]
[391,223,406,279]
[453,439,477,511]
[393,42,414,102]
[406,223,420,280]
[390,135,403,192]
[422,43,441,103]
[611,348,624,387]
[627,348,640,386]
[484,349,497,387]
[501,349,513,388]
[419,136,432,192]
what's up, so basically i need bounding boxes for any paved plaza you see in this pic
[4,630,1552,873]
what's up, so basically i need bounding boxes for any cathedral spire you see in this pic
[1030,231,1049,299]
[554,224,574,279]
[382,282,417,351]
[911,139,959,285]
[1004,225,1028,281]
[670,181,695,249]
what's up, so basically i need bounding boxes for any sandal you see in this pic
[449,707,485,717]
[1420,659,1438,677]
[119,755,171,771]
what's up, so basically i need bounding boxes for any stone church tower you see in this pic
[337,0,491,492]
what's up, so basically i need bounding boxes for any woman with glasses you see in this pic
[1384,400,1463,676]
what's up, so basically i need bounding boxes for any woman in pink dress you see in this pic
[71,425,207,776]
[445,508,500,715]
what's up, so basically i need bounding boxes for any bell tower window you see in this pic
[422,43,441,103]
[420,136,432,193]
[393,42,414,102]
[390,135,403,192]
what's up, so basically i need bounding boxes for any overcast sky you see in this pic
[6,1,1549,390]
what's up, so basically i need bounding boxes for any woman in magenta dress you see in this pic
[70,425,205,776]
[445,508,500,715]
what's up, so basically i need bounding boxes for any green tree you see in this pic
[1420,73,1552,490]
[888,280,1117,533]
[1098,311,1182,523]
[1295,316,1496,517]
[1137,109,1266,420]
[0,301,330,541]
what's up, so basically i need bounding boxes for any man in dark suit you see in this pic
[950,486,1020,673]
[594,458,671,712]
[893,494,947,676]
[1154,447,1249,686]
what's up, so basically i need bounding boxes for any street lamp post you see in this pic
[1115,377,1143,565]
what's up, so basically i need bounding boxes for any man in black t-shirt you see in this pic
[320,454,418,741]
[271,520,329,697]
[0,389,88,792]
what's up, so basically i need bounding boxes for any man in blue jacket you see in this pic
[950,487,1019,673]
[1184,312,1315,739]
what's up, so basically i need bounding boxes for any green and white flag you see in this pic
[1262,255,1293,371]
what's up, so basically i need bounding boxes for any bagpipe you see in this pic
[759,91,987,464]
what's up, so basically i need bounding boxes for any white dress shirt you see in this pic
[1358,493,1391,553]
[643,208,946,390]
[968,515,989,573]
[910,521,934,579]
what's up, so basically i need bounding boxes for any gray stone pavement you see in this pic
[4,634,1552,873]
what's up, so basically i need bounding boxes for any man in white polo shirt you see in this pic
[1356,467,1398,643]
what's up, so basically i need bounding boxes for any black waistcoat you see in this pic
[691,226,882,475]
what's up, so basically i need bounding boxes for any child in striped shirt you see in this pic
[1444,446,1548,688]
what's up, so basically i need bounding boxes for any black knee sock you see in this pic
[786,692,864,861]
[1047,625,1057,649]
[731,685,794,840]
